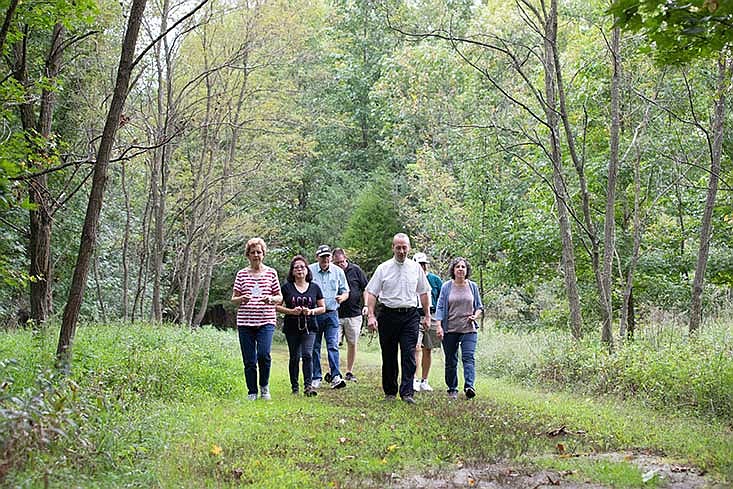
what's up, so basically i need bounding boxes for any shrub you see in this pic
[476,321,733,421]
[0,361,86,481]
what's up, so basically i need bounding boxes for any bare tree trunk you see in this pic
[601,25,621,346]
[552,13,603,330]
[132,184,153,321]
[57,0,147,368]
[0,0,20,56]
[15,23,65,325]
[626,288,635,340]
[544,0,583,338]
[689,56,730,334]
[121,161,131,320]
[619,149,643,340]
[149,0,177,322]
[92,250,107,324]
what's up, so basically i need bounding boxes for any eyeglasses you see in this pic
[333,260,346,265]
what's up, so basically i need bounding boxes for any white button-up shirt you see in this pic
[366,258,430,308]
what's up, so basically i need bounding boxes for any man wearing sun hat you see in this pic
[309,244,349,389]
[412,252,443,393]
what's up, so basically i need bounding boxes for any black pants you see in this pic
[377,308,419,398]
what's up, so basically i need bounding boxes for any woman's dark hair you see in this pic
[448,257,471,280]
[287,255,313,283]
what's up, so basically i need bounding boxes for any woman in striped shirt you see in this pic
[232,237,283,401]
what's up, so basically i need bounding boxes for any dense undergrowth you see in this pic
[0,321,731,487]
[477,320,733,422]
[0,323,245,485]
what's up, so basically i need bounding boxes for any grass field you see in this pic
[1,323,731,488]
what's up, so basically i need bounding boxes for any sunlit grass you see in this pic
[1,323,731,487]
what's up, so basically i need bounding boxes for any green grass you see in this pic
[535,457,662,488]
[1,322,732,488]
[476,321,733,421]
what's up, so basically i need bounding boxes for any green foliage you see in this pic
[1,322,731,486]
[341,173,402,272]
[0,361,88,481]
[608,0,733,63]
[476,321,733,421]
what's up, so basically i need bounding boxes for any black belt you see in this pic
[383,306,416,314]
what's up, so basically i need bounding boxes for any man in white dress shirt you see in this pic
[366,233,436,404]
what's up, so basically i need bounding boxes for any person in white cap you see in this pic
[332,248,369,382]
[412,252,443,392]
[309,244,349,389]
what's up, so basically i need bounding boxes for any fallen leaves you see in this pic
[547,425,570,437]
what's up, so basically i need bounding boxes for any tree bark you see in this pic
[150,0,173,322]
[602,25,621,346]
[0,0,19,56]
[544,0,583,338]
[19,23,66,325]
[619,148,642,340]
[552,12,603,331]
[57,0,148,367]
[121,161,131,320]
[689,56,729,334]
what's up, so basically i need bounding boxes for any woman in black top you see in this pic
[276,255,325,396]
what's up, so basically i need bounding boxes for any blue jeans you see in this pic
[312,310,341,381]
[238,324,275,395]
[442,332,477,393]
[285,331,316,391]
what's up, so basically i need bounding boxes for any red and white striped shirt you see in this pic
[233,266,281,328]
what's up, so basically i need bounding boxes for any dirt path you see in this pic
[390,452,718,488]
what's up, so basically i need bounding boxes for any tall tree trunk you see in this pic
[150,0,174,322]
[132,185,153,321]
[552,12,603,330]
[57,0,147,367]
[0,0,19,56]
[544,0,583,338]
[619,149,643,340]
[13,24,64,325]
[29,23,65,324]
[92,249,107,324]
[689,56,729,334]
[121,161,131,320]
[626,288,635,340]
[601,25,621,346]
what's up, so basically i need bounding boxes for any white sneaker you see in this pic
[420,379,433,392]
[312,379,321,389]
[260,385,271,400]
[413,379,421,392]
[331,375,346,389]
[247,393,257,401]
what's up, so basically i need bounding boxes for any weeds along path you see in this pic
[2,325,730,488]
[149,340,731,488]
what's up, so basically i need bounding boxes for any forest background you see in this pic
[1,0,732,350]
[1,0,733,486]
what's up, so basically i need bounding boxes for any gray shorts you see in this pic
[338,316,362,345]
[417,318,441,350]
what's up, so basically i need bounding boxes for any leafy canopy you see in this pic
[608,0,733,64]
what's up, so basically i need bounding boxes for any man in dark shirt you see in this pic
[333,248,369,382]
